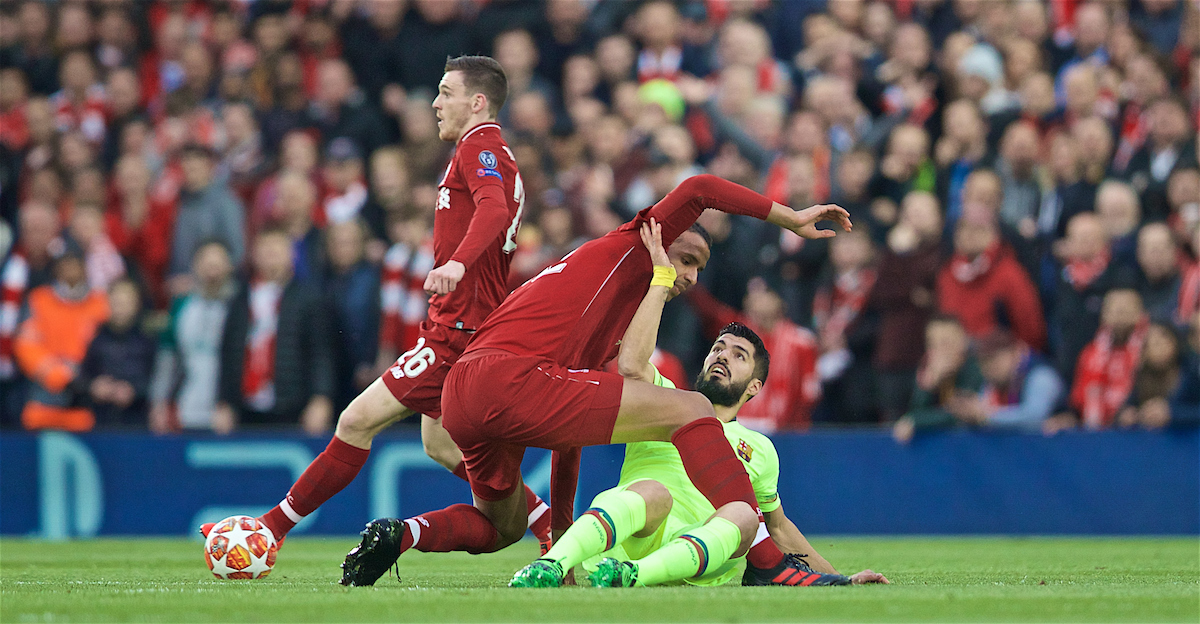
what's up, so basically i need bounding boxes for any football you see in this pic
[203,515,278,579]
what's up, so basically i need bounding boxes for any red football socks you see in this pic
[402,504,500,554]
[671,417,760,512]
[747,533,786,569]
[260,436,370,541]
[449,460,550,539]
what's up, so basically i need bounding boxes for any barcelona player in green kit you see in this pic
[510,220,889,588]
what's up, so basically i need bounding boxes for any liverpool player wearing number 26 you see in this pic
[340,170,853,584]
[202,56,554,556]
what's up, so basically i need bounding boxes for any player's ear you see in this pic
[744,378,763,400]
[472,93,488,115]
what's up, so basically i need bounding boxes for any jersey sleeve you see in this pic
[643,174,774,245]
[746,430,782,513]
[448,140,512,268]
[651,364,678,389]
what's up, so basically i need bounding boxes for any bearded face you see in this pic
[693,334,760,407]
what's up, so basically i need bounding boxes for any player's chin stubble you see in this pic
[695,372,748,408]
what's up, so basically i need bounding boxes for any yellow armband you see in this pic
[651,265,677,288]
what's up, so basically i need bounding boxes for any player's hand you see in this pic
[850,569,890,584]
[424,260,466,296]
[639,218,671,267]
[790,204,852,239]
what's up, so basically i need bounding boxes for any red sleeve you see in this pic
[550,448,581,533]
[645,174,773,246]
[683,284,745,340]
[1002,264,1047,351]
[449,143,512,268]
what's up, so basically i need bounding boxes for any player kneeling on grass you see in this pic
[510,221,888,588]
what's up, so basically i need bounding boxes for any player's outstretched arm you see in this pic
[764,506,890,584]
[766,201,853,240]
[616,218,673,384]
[763,506,839,574]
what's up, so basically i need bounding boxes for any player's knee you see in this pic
[627,480,673,525]
[718,501,759,548]
[494,521,526,550]
[333,404,371,443]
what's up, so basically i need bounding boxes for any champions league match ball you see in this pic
[203,515,278,579]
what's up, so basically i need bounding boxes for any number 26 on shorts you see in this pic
[389,338,437,379]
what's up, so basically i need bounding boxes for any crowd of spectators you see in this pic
[1,0,1197,439]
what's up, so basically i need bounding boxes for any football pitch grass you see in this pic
[1,537,1196,623]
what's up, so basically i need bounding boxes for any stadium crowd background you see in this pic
[0,0,1197,440]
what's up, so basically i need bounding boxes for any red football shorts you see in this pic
[441,349,625,501]
[379,320,473,419]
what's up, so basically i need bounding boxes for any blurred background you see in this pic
[0,0,1196,539]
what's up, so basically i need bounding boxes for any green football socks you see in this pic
[543,488,647,570]
[632,517,742,586]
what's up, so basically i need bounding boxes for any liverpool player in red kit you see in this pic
[202,56,554,554]
[340,173,853,586]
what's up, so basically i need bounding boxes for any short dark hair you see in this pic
[686,222,712,249]
[444,55,508,117]
[717,322,770,384]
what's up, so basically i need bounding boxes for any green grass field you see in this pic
[1,536,1196,623]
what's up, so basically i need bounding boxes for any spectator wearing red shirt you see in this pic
[107,155,175,309]
[937,203,1046,352]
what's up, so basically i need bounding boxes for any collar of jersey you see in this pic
[459,122,501,144]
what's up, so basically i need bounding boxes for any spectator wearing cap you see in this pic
[937,203,1046,352]
[957,44,1018,116]
[320,137,369,227]
[13,239,110,432]
[169,143,246,295]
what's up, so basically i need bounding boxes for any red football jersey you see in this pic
[429,122,525,330]
[466,174,774,369]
